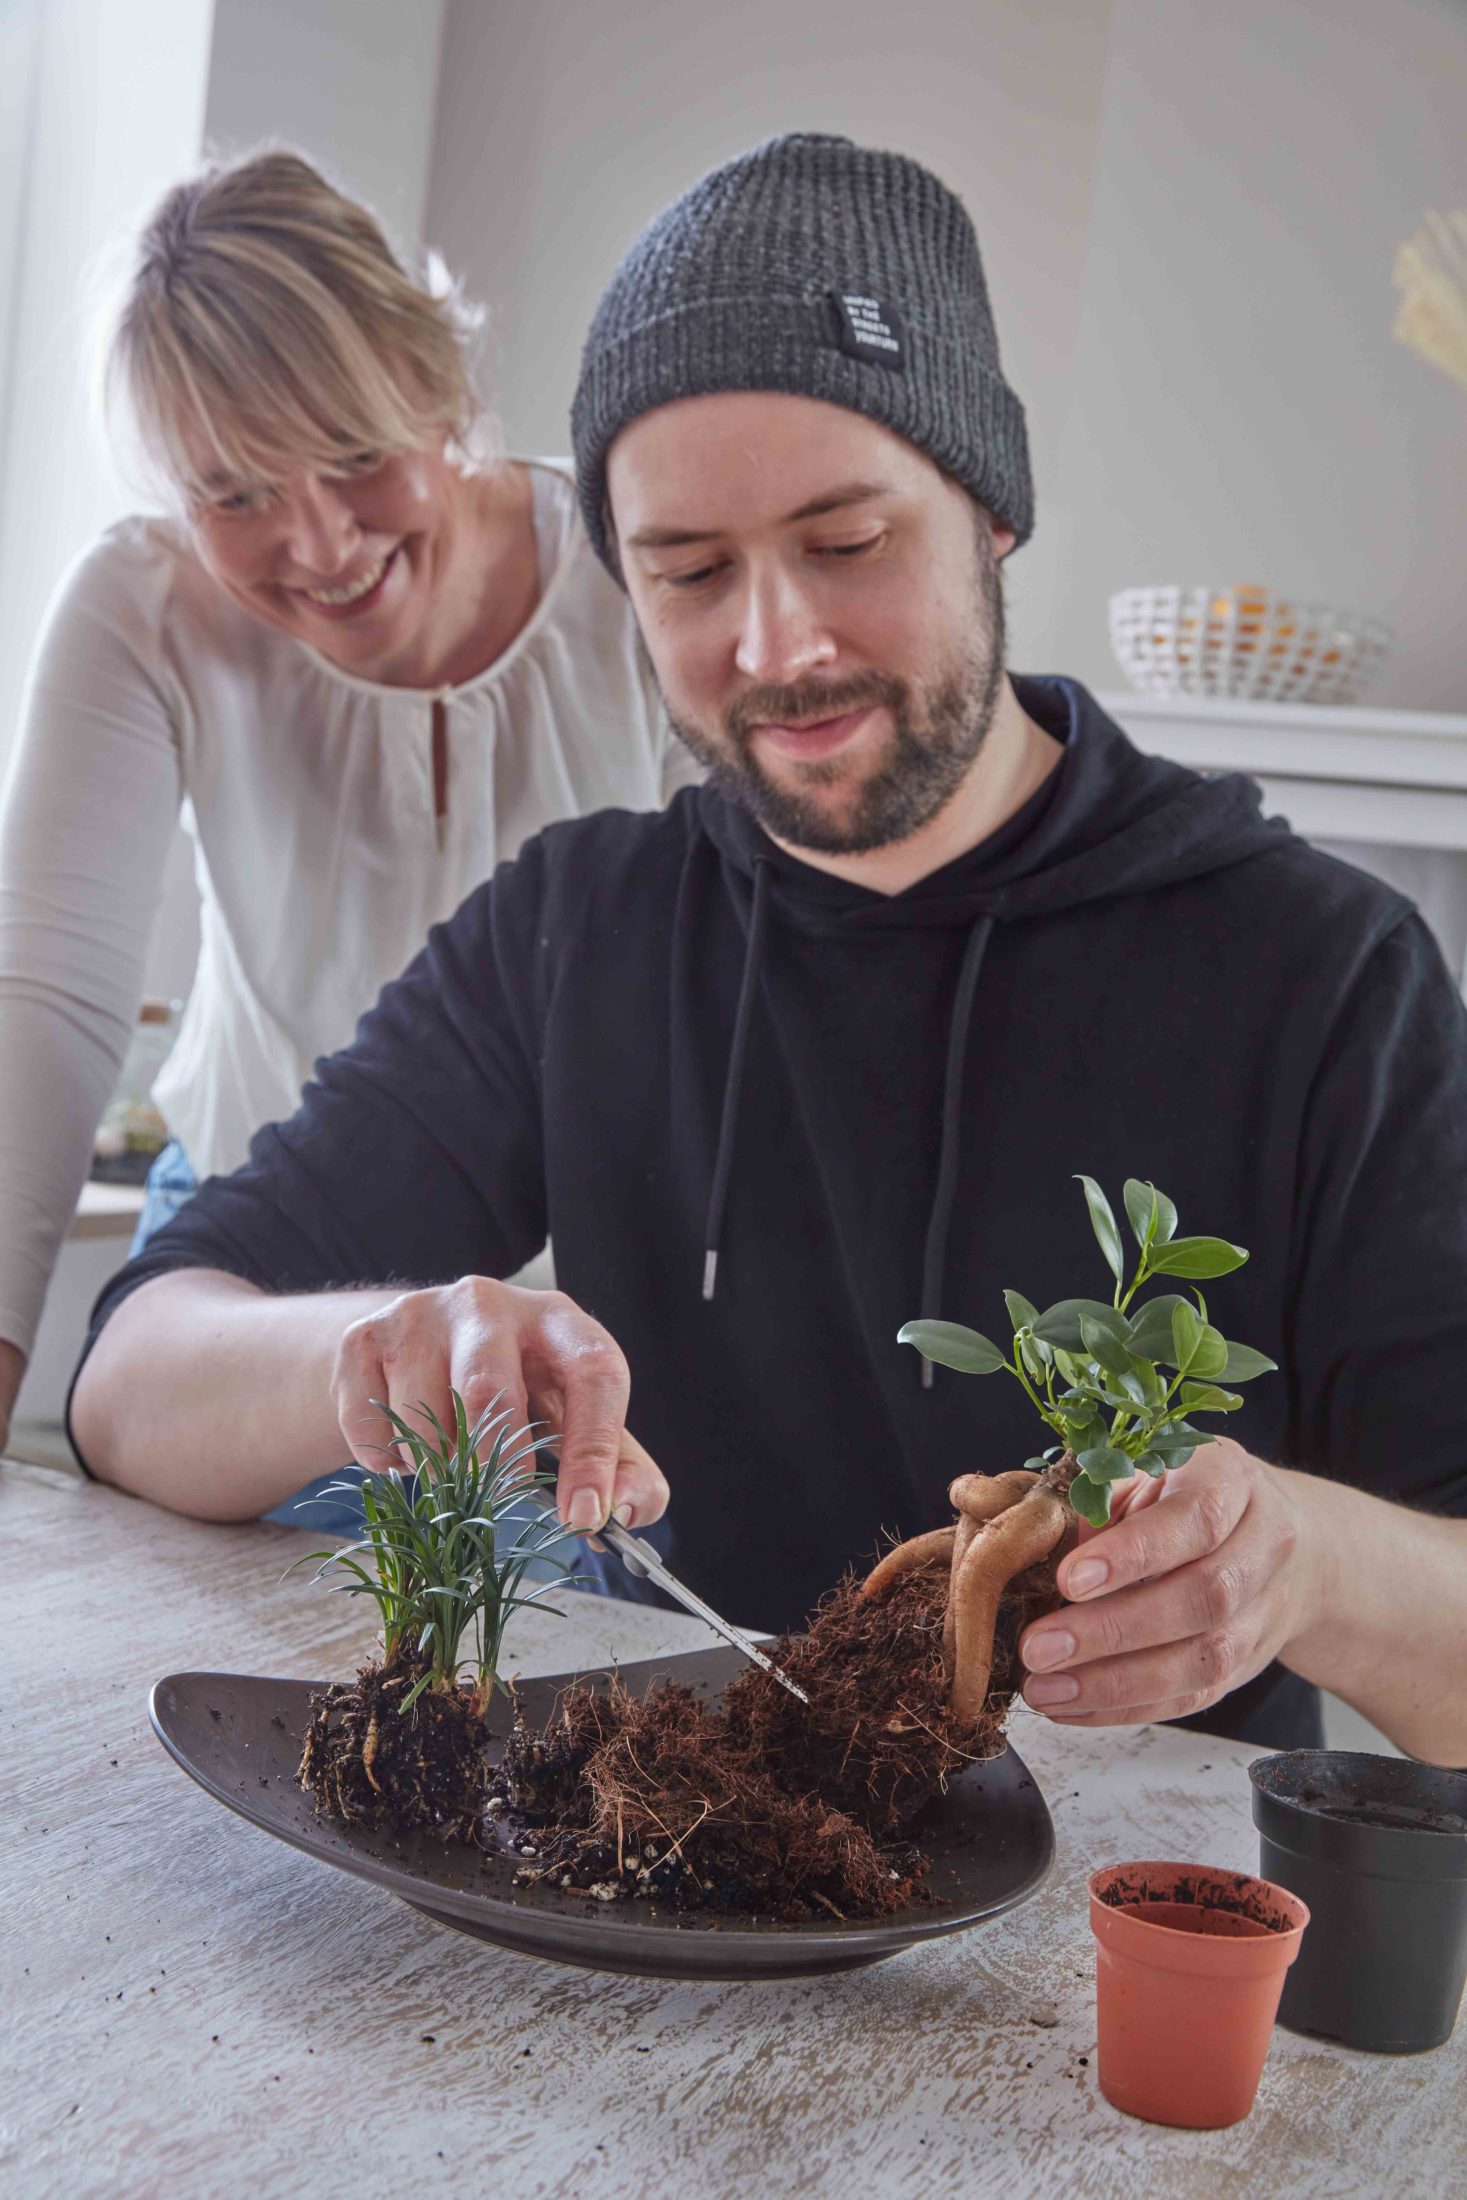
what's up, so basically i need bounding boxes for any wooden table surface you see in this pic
[6,1461,1464,2199]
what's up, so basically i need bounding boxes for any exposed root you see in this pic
[861,1461,1078,1730]
[298,1655,488,1841]
[489,1569,978,1920]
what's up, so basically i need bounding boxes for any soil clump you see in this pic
[299,1655,488,1841]
[491,1560,1036,1921]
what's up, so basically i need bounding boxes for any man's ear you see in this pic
[989,515,1018,563]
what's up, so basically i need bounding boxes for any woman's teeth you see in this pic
[301,551,390,607]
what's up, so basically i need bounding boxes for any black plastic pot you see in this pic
[1249,1749,1467,2053]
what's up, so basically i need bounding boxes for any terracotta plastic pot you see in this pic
[1250,1749,1467,2053]
[1089,1861,1309,2128]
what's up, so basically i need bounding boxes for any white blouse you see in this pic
[0,460,698,1356]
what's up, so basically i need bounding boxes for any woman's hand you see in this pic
[1016,1438,1320,1726]
[332,1275,669,1534]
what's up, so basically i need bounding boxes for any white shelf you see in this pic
[1100,691,1467,850]
[72,1180,147,1241]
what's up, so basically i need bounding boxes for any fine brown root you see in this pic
[298,1655,489,1841]
[495,1673,923,1921]
[489,1569,984,1919]
[722,1569,992,1829]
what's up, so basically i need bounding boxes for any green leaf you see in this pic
[896,1319,1007,1374]
[1123,1178,1155,1251]
[1219,1341,1279,1384]
[1023,1455,1053,1473]
[1189,1324,1230,1381]
[1079,1313,1139,1380]
[1125,1295,1193,1363]
[1003,1289,1039,1334]
[1032,1298,1132,1353]
[1124,1178,1179,1254]
[1052,1347,1085,1386]
[1018,1335,1051,1382]
[1076,1443,1136,1485]
[1179,1382,1244,1414]
[1148,1236,1250,1279]
[1069,1473,1113,1527]
[1148,1421,1204,1458]
[1075,1174,1124,1285]
[1133,1449,1168,1478]
[1171,1300,1203,1374]
[1141,1180,1179,1246]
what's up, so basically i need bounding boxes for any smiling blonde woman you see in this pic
[0,149,697,1450]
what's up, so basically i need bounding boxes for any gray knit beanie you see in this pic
[572,132,1033,574]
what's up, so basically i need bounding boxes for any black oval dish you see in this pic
[149,1646,1054,1980]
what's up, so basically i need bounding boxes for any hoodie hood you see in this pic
[694,676,1293,1324]
[698,675,1291,933]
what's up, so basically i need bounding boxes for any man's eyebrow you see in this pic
[624,480,893,551]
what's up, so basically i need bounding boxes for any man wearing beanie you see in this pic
[73,137,1467,1761]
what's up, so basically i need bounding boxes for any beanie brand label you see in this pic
[829,292,907,370]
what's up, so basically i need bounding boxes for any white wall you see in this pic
[425,0,1467,710]
[1052,0,1467,709]
[203,0,448,244]
[0,0,215,808]
[424,0,1117,677]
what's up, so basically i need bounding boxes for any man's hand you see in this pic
[1017,1438,1318,1726]
[333,1276,669,1535]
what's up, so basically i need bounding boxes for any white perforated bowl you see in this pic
[1109,585,1393,704]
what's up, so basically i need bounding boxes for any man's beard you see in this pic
[662,527,1006,856]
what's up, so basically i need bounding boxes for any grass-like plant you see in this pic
[294,1390,573,1713]
[899,1175,1277,1526]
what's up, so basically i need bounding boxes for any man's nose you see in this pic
[733,571,837,686]
[280,476,360,573]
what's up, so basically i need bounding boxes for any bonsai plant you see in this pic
[488,1175,1276,1918]
[867,1174,1277,1726]
[296,1392,571,1839]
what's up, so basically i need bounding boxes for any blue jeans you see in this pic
[132,1142,659,1599]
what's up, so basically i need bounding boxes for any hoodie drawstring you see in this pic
[918,914,995,1388]
[702,857,773,1301]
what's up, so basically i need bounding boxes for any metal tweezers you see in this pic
[530,1497,809,1704]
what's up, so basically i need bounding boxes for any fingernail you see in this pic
[566,1488,604,1534]
[1067,1558,1109,1597]
[1026,1674,1081,1707]
[611,1499,635,1528]
[1023,1629,1075,1673]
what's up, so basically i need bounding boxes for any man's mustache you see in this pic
[726,670,906,741]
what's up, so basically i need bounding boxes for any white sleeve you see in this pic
[0,543,184,1355]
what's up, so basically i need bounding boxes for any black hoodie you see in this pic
[78,678,1467,1745]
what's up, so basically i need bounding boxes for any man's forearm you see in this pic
[1278,1465,1467,1764]
[71,1270,398,1520]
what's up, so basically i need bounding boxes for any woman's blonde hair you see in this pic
[105,148,492,503]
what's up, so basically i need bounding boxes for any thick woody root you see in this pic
[946,1482,1067,1725]
[859,1464,1074,1734]
[298,1655,489,1840]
